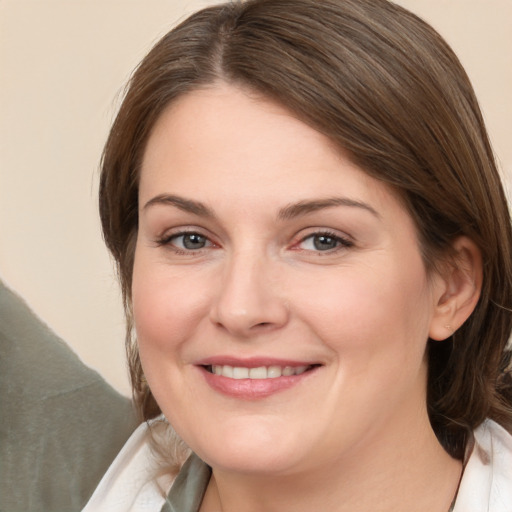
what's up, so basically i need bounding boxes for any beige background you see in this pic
[1,1,510,396]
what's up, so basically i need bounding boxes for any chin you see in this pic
[182,422,304,475]
[203,448,301,476]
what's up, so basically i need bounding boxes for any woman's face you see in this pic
[133,83,445,475]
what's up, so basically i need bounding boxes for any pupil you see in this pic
[313,235,337,251]
[183,234,206,249]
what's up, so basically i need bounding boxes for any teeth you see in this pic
[267,366,282,378]
[233,367,249,379]
[222,365,233,378]
[249,366,267,379]
[295,365,308,375]
[210,365,311,379]
[282,366,294,376]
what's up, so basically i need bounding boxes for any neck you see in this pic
[200,414,462,512]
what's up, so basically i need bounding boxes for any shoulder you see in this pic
[83,419,176,512]
[0,279,106,397]
[454,419,512,512]
[0,280,138,511]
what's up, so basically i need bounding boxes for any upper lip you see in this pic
[195,356,321,368]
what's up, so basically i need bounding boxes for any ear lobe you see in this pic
[429,237,482,341]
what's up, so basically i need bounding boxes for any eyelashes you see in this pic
[155,228,354,256]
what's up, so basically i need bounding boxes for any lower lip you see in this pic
[199,366,318,399]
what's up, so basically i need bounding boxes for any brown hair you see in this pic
[100,0,512,459]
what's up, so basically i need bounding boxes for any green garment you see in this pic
[0,281,138,512]
[162,454,211,512]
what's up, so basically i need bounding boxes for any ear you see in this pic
[429,237,483,341]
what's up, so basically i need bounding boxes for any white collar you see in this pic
[453,419,512,512]
[82,419,173,512]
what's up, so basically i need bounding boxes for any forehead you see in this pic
[141,83,340,181]
[139,83,406,223]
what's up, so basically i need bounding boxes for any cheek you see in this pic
[131,253,212,359]
[295,257,433,362]
[131,255,219,413]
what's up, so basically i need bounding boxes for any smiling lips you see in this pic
[199,361,319,399]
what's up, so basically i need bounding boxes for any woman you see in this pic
[84,0,512,510]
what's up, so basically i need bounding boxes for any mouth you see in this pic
[198,361,321,399]
[204,364,316,379]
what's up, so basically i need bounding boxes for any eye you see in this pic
[159,231,213,251]
[177,233,209,250]
[298,232,353,252]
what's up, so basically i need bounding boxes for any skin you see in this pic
[132,83,480,511]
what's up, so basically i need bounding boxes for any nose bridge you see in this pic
[210,244,288,335]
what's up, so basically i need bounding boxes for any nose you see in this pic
[209,251,289,337]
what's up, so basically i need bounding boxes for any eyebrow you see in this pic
[278,197,380,220]
[143,194,215,218]
[143,194,380,220]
